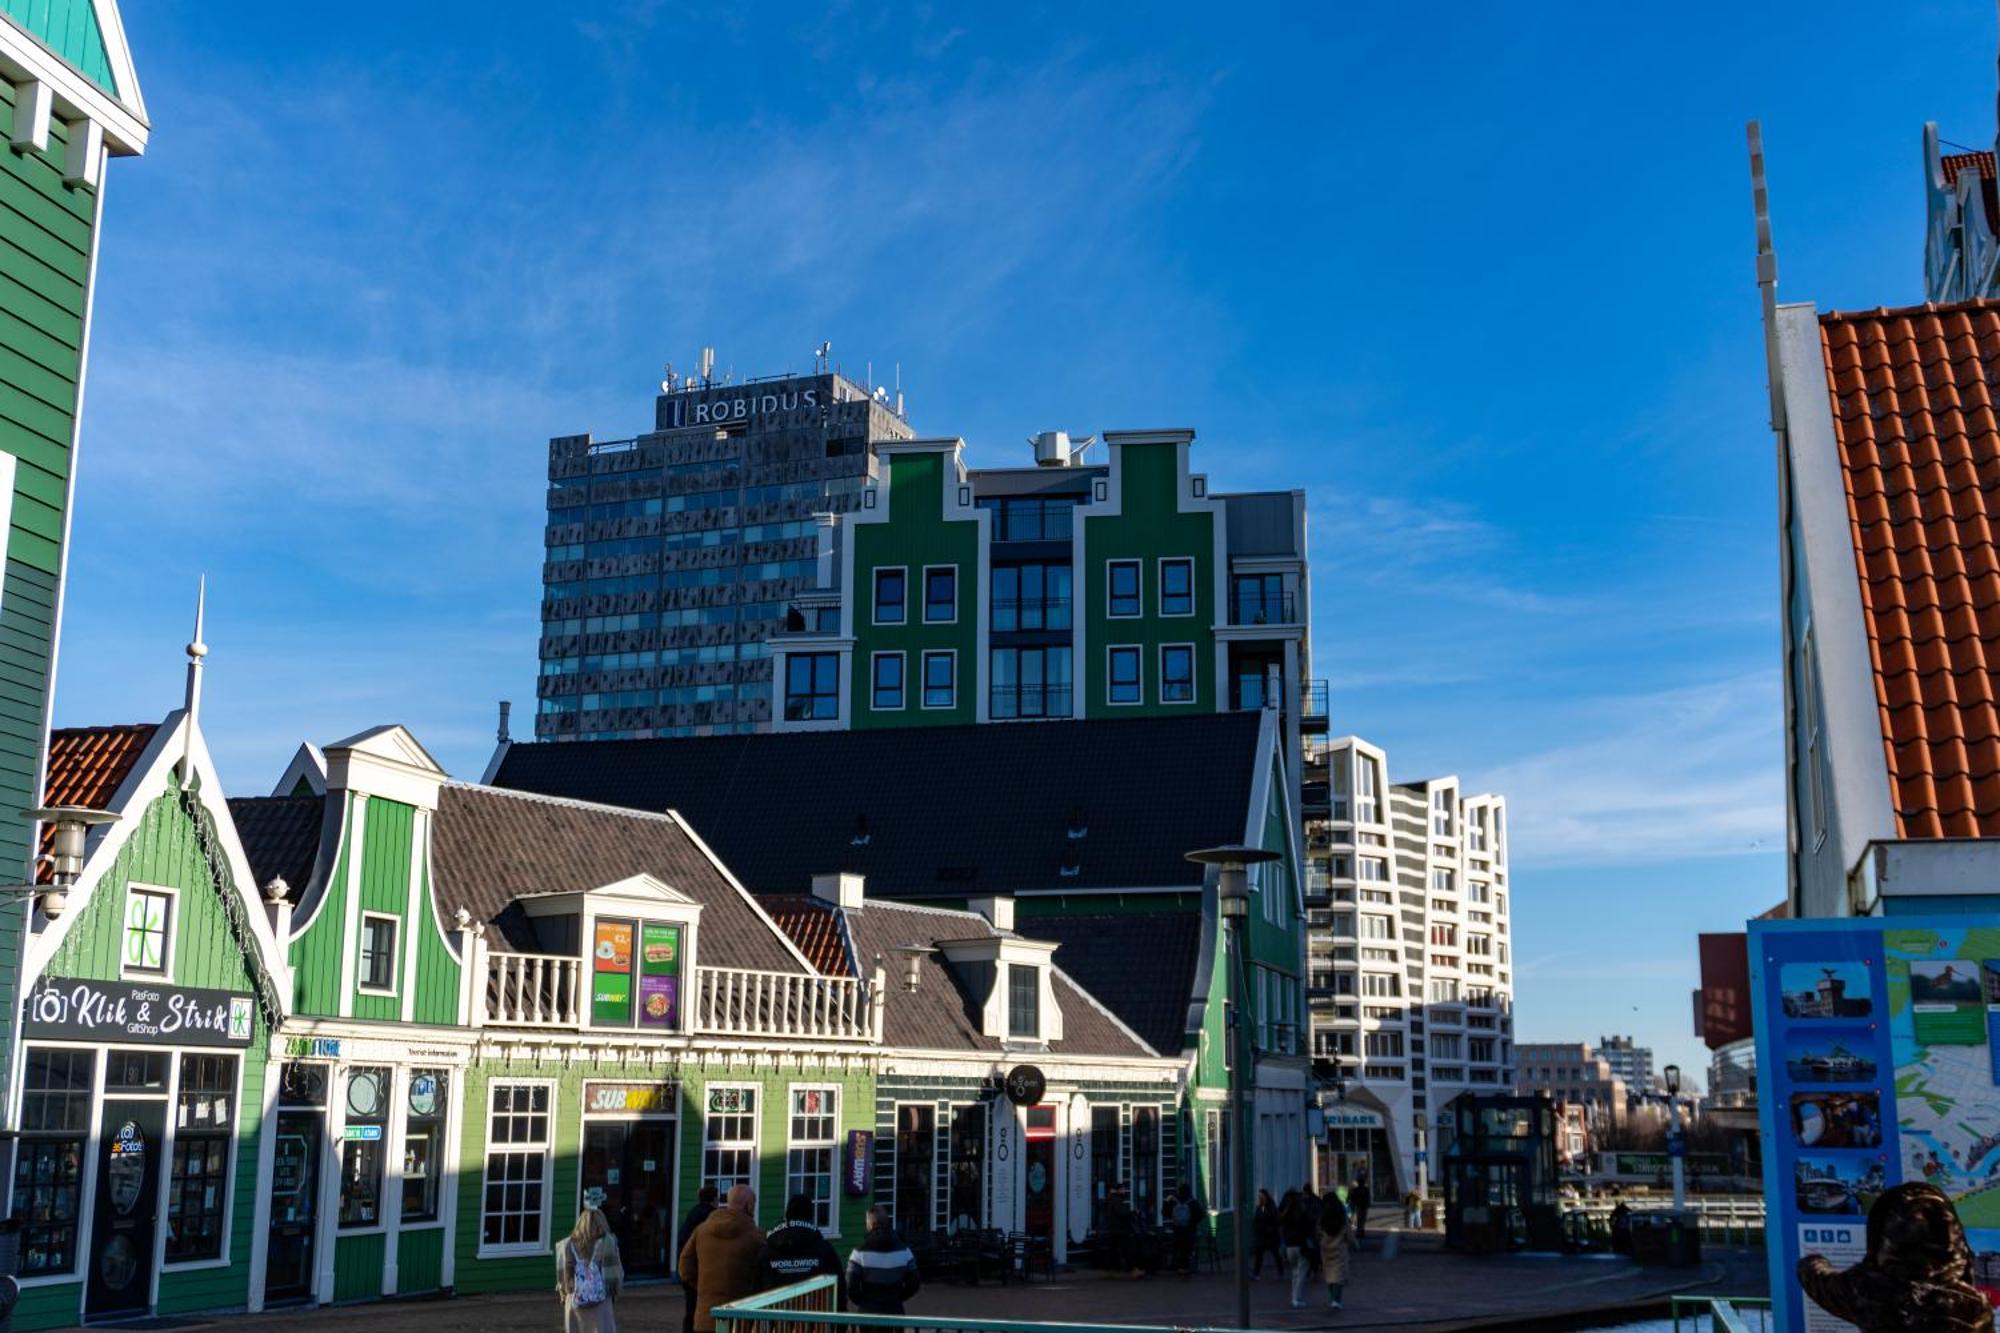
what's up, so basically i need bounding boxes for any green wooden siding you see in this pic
[0,0,117,94]
[352,797,412,1021]
[454,1060,873,1294]
[850,450,980,727]
[413,855,460,1023]
[289,793,354,1014]
[333,1231,387,1303]
[1080,443,1217,717]
[396,1226,447,1296]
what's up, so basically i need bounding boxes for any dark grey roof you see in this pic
[489,712,1264,901]
[227,796,327,900]
[967,466,1103,498]
[432,784,807,973]
[1015,911,1204,1058]
[844,901,1153,1059]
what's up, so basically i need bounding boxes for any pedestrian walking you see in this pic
[846,1206,921,1314]
[1317,1189,1352,1310]
[1797,1182,1994,1333]
[1278,1187,1313,1308]
[1165,1192,1195,1278]
[1105,1183,1142,1277]
[678,1185,765,1333]
[677,1185,719,1333]
[1348,1177,1371,1247]
[1252,1188,1284,1278]
[557,1198,626,1333]
[756,1193,845,1309]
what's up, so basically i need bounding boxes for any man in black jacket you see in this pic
[846,1207,921,1314]
[679,1185,720,1333]
[757,1194,845,1309]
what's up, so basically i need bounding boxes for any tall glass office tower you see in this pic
[537,368,913,739]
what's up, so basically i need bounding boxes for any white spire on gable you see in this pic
[180,576,207,786]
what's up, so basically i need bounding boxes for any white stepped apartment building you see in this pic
[1302,735,1514,1196]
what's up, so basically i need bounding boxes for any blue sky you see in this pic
[48,2,2000,1082]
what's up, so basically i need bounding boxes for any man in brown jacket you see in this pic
[678,1185,765,1333]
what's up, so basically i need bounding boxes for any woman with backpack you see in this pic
[1317,1188,1352,1311]
[558,1200,627,1333]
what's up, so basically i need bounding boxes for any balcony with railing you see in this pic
[1301,679,1329,732]
[479,950,880,1042]
[1227,588,1298,627]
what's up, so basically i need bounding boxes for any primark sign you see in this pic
[661,384,822,429]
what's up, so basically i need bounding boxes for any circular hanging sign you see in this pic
[1004,1065,1046,1107]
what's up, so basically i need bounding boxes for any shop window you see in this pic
[702,1086,758,1202]
[122,886,173,976]
[1131,1106,1160,1220]
[339,1067,389,1228]
[946,1104,984,1232]
[358,914,399,994]
[105,1050,168,1091]
[1089,1106,1120,1232]
[13,1048,93,1275]
[165,1053,236,1262]
[895,1104,936,1239]
[403,1070,448,1222]
[786,1088,838,1232]
[482,1082,552,1250]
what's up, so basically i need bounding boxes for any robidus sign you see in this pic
[24,975,254,1048]
[663,386,821,429]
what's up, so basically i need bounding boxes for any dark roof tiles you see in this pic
[226,795,326,899]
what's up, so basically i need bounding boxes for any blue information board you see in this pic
[1750,915,2000,1331]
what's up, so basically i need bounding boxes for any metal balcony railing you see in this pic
[1228,589,1297,626]
[1301,679,1330,731]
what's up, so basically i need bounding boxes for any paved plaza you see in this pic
[131,1233,1768,1333]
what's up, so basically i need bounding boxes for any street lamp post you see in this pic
[1188,844,1281,1332]
[1663,1064,1686,1212]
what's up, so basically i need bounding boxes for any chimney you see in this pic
[812,872,866,910]
[970,895,1015,932]
[814,513,840,590]
[497,700,512,743]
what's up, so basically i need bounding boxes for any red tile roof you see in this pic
[1941,150,1996,185]
[761,895,852,976]
[1820,300,2000,836]
[37,725,159,881]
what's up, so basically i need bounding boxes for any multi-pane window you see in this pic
[166,1054,237,1261]
[1356,759,1381,823]
[1360,972,1400,998]
[1365,1032,1404,1058]
[1331,760,1351,821]
[786,1089,838,1231]
[340,1067,390,1227]
[1107,561,1141,617]
[123,887,173,975]
[1431,977,1461,1003]
[873,568,907,624]
[13,1048,93,1275]
[922,651,955,709]
[949,1103,987,1227]
[1108,646,1141,704]
[359,914,398,993]
[1469,1037,1497,1062]
[990,646,1071,719]
[785,653,839,721]
[482,1083,551,1250]
[1360,915,1394,940]
[704,1087,758,1199]
[404,1070,448,1222]
[1432,788,1453,835]
[976,495,1076,541]
[991,563,1073,631]
[1431,868,1455,894]
[923,568,956,623]
[1357,857,1388,882]
[1431,924,1457,947]
[1160,645,1195,703]
[1008,964,1040,1038]
[1160,558,1194,616]
[872,653,905,710]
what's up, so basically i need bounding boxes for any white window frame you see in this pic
[920,650,957,710]
[1159,642,1196,705]
[1157,556,1195,618]
[871,650,907,712]
[1006,962,1042,1040]
[357,911,401,996]
[921,565,958,625]
[1106,559,1143,619]
[785,1085,841,1236]
[1106,644,1143,707]
[120,882,177,980]
[871,565,909,626]
[478,1078,556,1259]
[702,1083,761,1217]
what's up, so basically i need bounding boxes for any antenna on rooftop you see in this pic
[661,361,677,394]
[699,346,716,387]
[815,341,831,373]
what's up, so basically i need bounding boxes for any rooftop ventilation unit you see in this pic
[1030,431,1095,468]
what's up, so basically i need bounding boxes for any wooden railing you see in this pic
[479,950,877,1041]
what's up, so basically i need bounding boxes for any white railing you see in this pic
[696,966,877,1042]
[486,951,584,1027]
[479,950,878,1042]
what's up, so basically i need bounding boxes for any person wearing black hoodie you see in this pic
[846,1207,921,1314]
[756,1194,845,1310]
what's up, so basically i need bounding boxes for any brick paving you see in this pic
[116,1233,1769,1333]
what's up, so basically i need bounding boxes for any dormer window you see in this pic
[1008,964,1041,1039]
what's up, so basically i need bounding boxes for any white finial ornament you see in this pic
[180,576,207,785]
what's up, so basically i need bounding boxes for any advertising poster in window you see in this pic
[592,920,634,1025]
[638,923,680,1030]
[1751,917,2000,1333]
